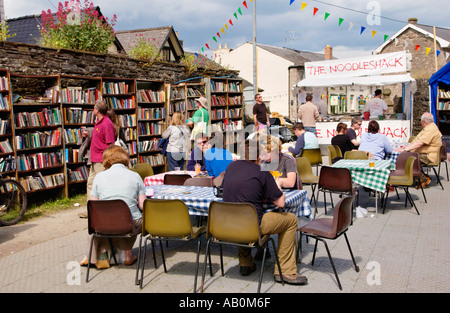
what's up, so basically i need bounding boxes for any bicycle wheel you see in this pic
[0,179,28,226]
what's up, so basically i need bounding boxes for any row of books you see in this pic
[187,99,197,110]
[15,108,62,128]
[0,95,10,110]
[68,166,89,182]
[438,101,450,110]
[438,90,450,98]
[104,97,135,109]
[103,82,130,95]
[211,95,227,106]
[126,141,138,155]
[15,129,62,150]
[138,108,166,120]
[19,172,65,192]
[119,114,137,128]
[139,154,165,167]
[123,128,137,141]
[63,108,95,124]
[169,102,186,114]
[138,122,166,136]
[210,81,226,92]
[65,148,83,163]
[0,139,13,154]
[228,82,242,93]
[64,128,83,145]
[211,109,226,120]
[0,119,11,135]
[228,96,242,105]
[228,109,241,118]
[0,77,9,91]
[136,89,165,103]
[0,157,15,172]
[170,88,185,100]
[16,151,63,172]
[138,138,165,153]
[60,87,99,104]
[187,87,204,97]
[45,87,60,103]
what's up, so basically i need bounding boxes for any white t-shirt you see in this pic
[363,98,388,117]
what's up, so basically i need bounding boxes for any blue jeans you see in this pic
[304,127,317,136]
[167,152,185,171]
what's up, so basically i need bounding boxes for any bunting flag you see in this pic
[229,19,233,26]
[221,28,225,35]
[372,30,377,38]
[313,7,319,16]
[224,24,228,30]
[338,18,344,26]
[217,32,221,39]
[426,47,431,55]
[360,26,366,35]
[301,2,307,11]
[205,43,210,50]
[384,35,389,42]
[290,0,296,4]
[415,45,420,52]
[348,22,354,31]
[437,50,441,57]
[238,7,242,15]
[213,36,217,42]
[243,1,248,9]
[324,12,330,21]
[234,12,238,19]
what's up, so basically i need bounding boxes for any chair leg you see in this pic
[86,235,95,283]
[219,244,224,276]
[270,238,284,286]
[108,238,118,265]
[257,244,268,293]
[200,237,213,293]
[405,187,420,215]
[318,237,342,290]
[159,240,167,273]
[311,238,319,266]
[151,239,157,268]
[193,240,201,293]
[140,238,149,289]
[432,167,444,190]
[382,188,390,214]
[343,233,360,272]
[135,234,143,285]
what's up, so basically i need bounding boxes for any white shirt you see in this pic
[363,98,388,117]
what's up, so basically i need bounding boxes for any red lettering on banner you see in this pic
[395,57,403,67]
[401,127,407,137]
[385,127,393,138]
[316,128,322,138]
[326,129,336,138]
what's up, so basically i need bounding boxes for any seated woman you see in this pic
[288,122,319,157]
[331,122,356,162]
[359,120,393,160]
[80,145,146,268]
[261,134,298,190]
[204,131,233,178]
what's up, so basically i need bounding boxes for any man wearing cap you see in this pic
[187,96,210,139]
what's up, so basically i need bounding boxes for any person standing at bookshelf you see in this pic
[79,100,116,218]
[162,112,190,171]
[187,96,210,139]
[253,94,270,130]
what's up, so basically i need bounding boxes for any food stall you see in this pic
[296,51,416,144]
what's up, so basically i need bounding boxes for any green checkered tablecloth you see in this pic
[331,159,392,192]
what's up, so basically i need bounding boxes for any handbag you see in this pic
[190,108,207,140]
[159,138,169,155]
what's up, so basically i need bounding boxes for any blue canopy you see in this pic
[430,62,450,123]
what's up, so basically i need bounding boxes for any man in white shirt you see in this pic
[363,89,389,118]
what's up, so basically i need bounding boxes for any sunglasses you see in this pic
[197,140,207,145]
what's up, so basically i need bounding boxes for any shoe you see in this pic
[239,263,256,276]
[274,273,308,285]
[254,248,271,261]
[421,177,431,189]
[79,257,89,267]
[124,255,138,266]
[95,259,110,269]
[78,212,88,218]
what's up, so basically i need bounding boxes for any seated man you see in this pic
[261,134,298,190]
[222,138,307,285]
[204,131,233,178]
[395,112,442,187]
[331,122,356,161]
[288,122,319,157]
[186,132,209,172]
[346,116,362,148]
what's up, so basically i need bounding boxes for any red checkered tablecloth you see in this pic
[144,171,197,186]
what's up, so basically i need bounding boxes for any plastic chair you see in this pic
[300,148,322,175]
[184,177,214,187]
[344,150,368,160]
[383,157,420,215]
[164,173,192,185]
[327,145,343,164]
[439,141,449,181]
[86,200,136,282]
[200,201,284,293]
[131,163,154,181]
[421,148,444,190]
[317,166,357,219]
[135,199,206,291]
[296,157,319,210]
[390,151,426,203]
[297,195,359,290]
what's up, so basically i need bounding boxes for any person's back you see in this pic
[331,134,355,156]
[298,101,320,128]
[359,132,392,160]
[205,147,233,178]
[304,131,319,149]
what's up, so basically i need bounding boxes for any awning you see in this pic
[296,73,416,87]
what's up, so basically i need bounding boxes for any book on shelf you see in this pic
[211,95,227,106]
[68,165,89,182]
[119,114,137,127]
[439,90,450,98]
[138,108,166,120]
[105,97,135,109]
[15,129,61,150]
[0,77,9,91]
[0,139,13,154]
[15,108,62,128]
[0,95,10,110]
[136,89,165,103]
[0,119,11,135]
[45,86,60,103]
[103,82,130,94]
[211,81,225,92]
[60,86,100,104]
[0,157,15,172]
[17,151,63,171]
[139,154,165,166]
[228,81,242,92]
[438,101,450,110]
[138,121,166,136]
[138,138,164,152]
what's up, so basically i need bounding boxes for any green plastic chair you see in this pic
[344,150,368,160]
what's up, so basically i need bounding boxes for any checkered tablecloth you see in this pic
[144,171,197,186]
[385,151,401,170]
[331,159,392,192]
[146,185,311,218]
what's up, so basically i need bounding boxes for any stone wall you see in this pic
[412,78,431,135]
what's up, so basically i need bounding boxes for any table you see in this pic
[146,184,312,218]
[385,151,401,170]
[331,159,392,217]
[144,171,198,186]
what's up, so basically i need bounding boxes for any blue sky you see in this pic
[5,0,450,58]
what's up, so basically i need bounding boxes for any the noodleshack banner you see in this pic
[305,51,407,79]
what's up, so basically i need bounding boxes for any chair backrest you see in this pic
[88,200,134,236]
[331,195,356,237]
[164,173,192,185]
[207,201,261,245]
[132,163,154,180]
[334,145,343,158]
[441,142,447,162]
[344,150,368,160]
[142,199,193,238]
[394,151,421,177]
[300,148,322,165]
[327,145,338,163]
[295,157,317,181]
[318,166,353,193]
[403,157,416,186]
[184,177,214,187]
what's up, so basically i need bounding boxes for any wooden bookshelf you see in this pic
[437,85,450,135]
[0,69,16,177]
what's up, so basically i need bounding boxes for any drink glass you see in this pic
[195,163,201,175]
[369,156,375,168]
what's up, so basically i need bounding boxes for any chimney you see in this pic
[408,17,418,25]
[325,45,332,60]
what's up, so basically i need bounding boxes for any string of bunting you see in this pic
[290,0,443,57]
[198,0,252,57]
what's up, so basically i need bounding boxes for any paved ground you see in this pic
[1,160,449,294]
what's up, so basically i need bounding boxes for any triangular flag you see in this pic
[415,45,420,52]
[384,35,389,42]
[221,28,225,35]
[301,2,307,11]
[238,7,242,15]
[234,12,238,19]
[372,30,377,38]
[349,22,354,30]
[229,19,233,26]
[360,26,366,35]
[426,47,431,55]
[243,1,248,9]
[195,53,198,58]
[437,50,441,57]
[213,36,217,42]
[338,18,344,26]
[201,47,204,53]
[313,7,319,16]
[217,32,221,38]
[224,24,228,30]
[395,38,399,46]
[324,12,330,21]
[290,0,296,4]
[205,43,210,50]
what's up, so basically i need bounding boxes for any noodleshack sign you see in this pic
[305,51,407,79]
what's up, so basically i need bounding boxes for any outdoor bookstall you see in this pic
[295,51,416,144]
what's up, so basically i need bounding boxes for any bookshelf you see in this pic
[437,85,450,135]
[10,74,65,195]
[60,75,101,195]
[136,79,166,173]
[169,83,187,122]
[102,77,138,165]
[0,69,15,177]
